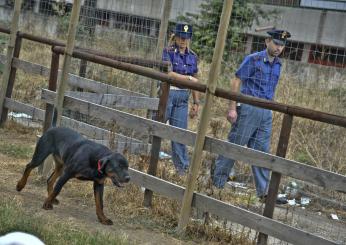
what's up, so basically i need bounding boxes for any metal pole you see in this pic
[257,114,294,245]
[0,0,22,126]
[143,0,172,207]
[0,35,22,125]
[53,0,82,126]
[177,0,234,233]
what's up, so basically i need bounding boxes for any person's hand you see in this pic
[189,104,199,119]
[227,109,237,123]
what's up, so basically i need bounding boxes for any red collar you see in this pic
[97,160,102,173]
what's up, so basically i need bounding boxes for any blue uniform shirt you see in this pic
[162,44,198,75]
[235,50,282,100]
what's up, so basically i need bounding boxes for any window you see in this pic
[309,45,346,68]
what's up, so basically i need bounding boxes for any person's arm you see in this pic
[190,73,200,118]
[227,77,242,123]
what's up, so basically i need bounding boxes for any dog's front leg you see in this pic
[94,181,113,225]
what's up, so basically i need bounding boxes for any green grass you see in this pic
[0,143,33,159]
[0,199,131,245]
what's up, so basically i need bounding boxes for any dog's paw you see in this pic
[42,202,53,210]
[52,198,59,205]
[16,181,25,192]
[100,218,113,225]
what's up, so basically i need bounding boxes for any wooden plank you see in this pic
[0,54,6,64]
[129,168,337,245]
[92,139,150,155]
[65,91,159,110]
[40,90,346,193]
[3,98,150,155]
[67,73,147,97]
[11,58,147,97]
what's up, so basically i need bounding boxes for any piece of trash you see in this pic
[276,194,288,205]
[301,207,305,210]
[140,186,145,193]
[300,196,310,206]
[225,181,248,190]
[317,212,322,215]
[278,193,287,198]
[8,112,32,119]
[288,199,296,206]
[285,181,300,199]
[330,214,339,220]
[159,151,171,159]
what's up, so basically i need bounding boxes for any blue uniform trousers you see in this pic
[165,89,190,173]
[212,104,272,197]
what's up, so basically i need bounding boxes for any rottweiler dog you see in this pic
[16,127,130,225]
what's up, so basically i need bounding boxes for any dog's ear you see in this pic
[98,157,109,173]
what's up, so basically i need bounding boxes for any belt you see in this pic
[170,86,188,90]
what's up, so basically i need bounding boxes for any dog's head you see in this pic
[98,153,130,187]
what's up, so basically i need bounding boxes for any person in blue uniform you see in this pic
[212,29,291,201]
[162,23,200,175]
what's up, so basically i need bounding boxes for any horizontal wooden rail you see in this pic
[5,56,147,97]
[4,98,150,155]
[40,91,346,193]
[52,47,346,128]
[129,168,337,245]
[65,91,159,110]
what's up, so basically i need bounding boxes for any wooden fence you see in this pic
[0,28,345,245]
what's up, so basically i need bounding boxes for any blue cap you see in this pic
[174,23,193,39]
[267,29,291,45]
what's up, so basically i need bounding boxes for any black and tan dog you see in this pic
[16,127,130,225]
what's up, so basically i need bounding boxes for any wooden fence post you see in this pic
[143,0,172,207]
[0,34,22,125]
[38,48,61,176]
[0,0,22,126]
[42,48,60,132]
[53,0,82,126]
[257,114,294,245]
[177,0,234,233]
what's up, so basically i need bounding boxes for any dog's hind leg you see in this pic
[16,136,52,192]
[43,171,72,210]
[47,156,63,205]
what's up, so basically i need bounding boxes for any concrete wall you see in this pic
[247,4,346,48]
[93,0,203,20]
[283,60,346,88]
[0,7,58,37]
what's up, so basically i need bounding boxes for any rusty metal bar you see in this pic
[0,34,22,125]
[0,26,10,34]
[52,46,346,128]
[0,27,170,70]
[257,114,294,245]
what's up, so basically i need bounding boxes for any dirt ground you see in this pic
[0,124,204,245]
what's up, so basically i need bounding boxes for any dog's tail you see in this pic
[51,107,58,128]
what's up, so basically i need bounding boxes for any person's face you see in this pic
[265,38,285,57]
[175,36,190,49]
